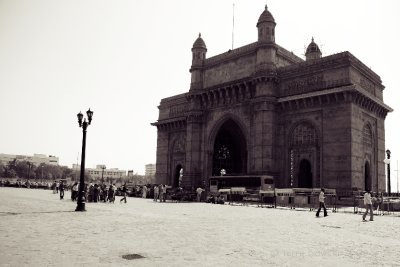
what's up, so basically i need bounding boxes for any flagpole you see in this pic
[232,3,235,50]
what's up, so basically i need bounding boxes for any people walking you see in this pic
[153,185,159,202]
[316,188,328,217]
[120,184,127,203]
[362,189,374,221]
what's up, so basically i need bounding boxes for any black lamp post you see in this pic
[101,165,106,185]
[386,149,391,196]
[26,161,32,180]
[75,108,93,212]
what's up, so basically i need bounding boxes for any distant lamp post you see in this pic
[101,165,106,185]
[75,108,94,212]
[220,169,226,176]
[26,161,32,180]
[386,149,391,196]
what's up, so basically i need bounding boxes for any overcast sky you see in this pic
[0,1,399,185]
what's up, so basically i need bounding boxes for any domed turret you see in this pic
[257,5,276,43]
[190,33,207,91]
[305,37,322,61]
[192,33,207,49]
[257,4,275,26]
[191,33,207,66]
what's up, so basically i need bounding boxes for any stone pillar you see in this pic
[154,128,169,185]
[183,112,203,189]
[251,95,277,175]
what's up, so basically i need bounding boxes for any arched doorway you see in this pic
[289,122,319,188]
[298,159,312,188]
[364,161,371,191]
[173,165,183,188]
[212,119,247,176]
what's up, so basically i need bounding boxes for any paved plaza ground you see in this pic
[0,187,399,267]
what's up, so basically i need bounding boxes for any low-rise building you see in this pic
[0,153,59,166]
[73,164,126,181]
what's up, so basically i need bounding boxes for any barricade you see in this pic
[229,187,246,204]
[258,189,275,208]
[217,188,231,203]
[275,188,294,208]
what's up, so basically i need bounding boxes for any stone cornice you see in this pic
[151,117,186,131]
[277,85,392,118]
[278,52,382,87]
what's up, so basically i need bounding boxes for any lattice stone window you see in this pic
[363,124,372,148]
[292,123,317,146]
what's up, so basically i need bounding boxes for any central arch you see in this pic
[298,159,312,188]
[212,119,247,176]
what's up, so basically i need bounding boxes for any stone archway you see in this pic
[298,159,312,188]
[212,119,247,176]
[289,121,319,188]
[173,164,183,188]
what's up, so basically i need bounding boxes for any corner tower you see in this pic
[257,4,276,43]
[190,33,207,91]
[305,37,322,61]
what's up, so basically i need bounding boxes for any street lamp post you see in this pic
[26,161,32,180]
[101,165,106,185]
[386,149,391,196]
[75,108,94,212]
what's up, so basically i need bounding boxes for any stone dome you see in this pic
[257,5,275,26]
[192,33,207,49]
[306,37,321,55]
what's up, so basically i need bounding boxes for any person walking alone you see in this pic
[196,187,204,202]
[316,188,328,217]
[153,184,159,202]
[59,181,65,200]
[362,189,374,222]
[120,184,127,203]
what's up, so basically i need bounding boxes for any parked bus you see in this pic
[209,175,274,193]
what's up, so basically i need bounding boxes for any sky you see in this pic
[0,0,399,181]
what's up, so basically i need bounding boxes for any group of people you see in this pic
[153,184,167,202]
[69,182,118,203]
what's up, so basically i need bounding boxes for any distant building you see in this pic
[145,164,156,177]
[0,153,59,166]
[73,164,126,181]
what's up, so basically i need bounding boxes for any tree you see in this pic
[0,162,4,178]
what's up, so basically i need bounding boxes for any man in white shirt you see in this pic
[196,187,204,202]
[316,188,328,217]
[362,189,374,221]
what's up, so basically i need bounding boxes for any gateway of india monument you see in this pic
[152,5,392,193]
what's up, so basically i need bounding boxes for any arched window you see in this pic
[362,124,372,148]
[292,123,317,146]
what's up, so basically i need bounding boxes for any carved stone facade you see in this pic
[152,6,392,192]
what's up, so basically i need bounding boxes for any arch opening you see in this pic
[212,119,247,176]
[173,165,183,188]
[298,159,313,188]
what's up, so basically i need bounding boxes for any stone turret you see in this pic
[305,37,322,61]
[255,4,278,90]
[190,33,207,90]
[257,4,276,43]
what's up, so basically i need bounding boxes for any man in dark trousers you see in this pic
[120,184,127,203]
[59,181,65,200]
[316,188,328,217]
[362,189,374,222]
